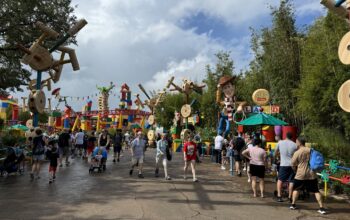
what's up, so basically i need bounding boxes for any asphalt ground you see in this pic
[0,148,349,220]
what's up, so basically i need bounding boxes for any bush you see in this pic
[303,126,350,163]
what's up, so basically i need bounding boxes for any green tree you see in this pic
[239,0,302,126]
[154,93,184,129]
[297,12,350,141]
[0,0,77,95]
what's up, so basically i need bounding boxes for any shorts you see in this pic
[32,154,45,161]
[234,153,242,162]
[278,166,295,182]
[49,166,57,172]
[59,146,70,156]
[132,156,144,165]
[75,144,83,149]
[249,164,265,179]
[114,145,122,153]
[293,179,319,193]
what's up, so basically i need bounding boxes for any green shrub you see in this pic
[303,126,350,163]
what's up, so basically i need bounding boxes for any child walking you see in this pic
[46,139,59,184]
[183,133,198,182]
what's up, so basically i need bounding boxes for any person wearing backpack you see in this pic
[290,136,326,215]
[30,127,47,180]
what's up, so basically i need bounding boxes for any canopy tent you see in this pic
[9,124,29,131]
[236,113,288,126]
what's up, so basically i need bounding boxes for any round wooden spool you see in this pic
[338,80,350,112]
[338,31,350,64]
[28,90,46,114]
[252,89,270,106]
[181,104,192,118]
[180,129,191,141]
[148,115,155,125]
[25,43,53,71]
[147,130,155,141]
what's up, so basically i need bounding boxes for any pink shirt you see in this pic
[247,147,266,166]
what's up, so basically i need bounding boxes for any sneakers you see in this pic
[113,159,116,163]
[221,166,226,170]
[290,204,297,210]
[30,173,34,180]
[277,197,283,202]
[165,176,171,180]
[49,180,53,184]
[138,173,144,178]
[193,178,199,182]
[59,164,63,168]
[318,208,326,215]
[129,169,133,176]
[53,175,56,180]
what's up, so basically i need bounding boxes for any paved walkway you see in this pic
[0,149,349,220]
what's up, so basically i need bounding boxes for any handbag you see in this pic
[166,146,172,161]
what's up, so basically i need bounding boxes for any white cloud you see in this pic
[13,0,323,112]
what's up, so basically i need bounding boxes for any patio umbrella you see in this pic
[130,124,141,129]
[236,112,288,126]
[10,124,29,131]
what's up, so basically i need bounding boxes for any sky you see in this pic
[15,0,326,111]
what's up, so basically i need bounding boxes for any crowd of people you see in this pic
[213,131,326,215]
[24,126,326,215]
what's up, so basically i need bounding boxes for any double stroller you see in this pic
[89,146,108,173]
[0,147,25,176]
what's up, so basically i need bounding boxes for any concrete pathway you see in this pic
[0,149,349,220]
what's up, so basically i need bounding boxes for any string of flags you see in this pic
[56,91,120,102]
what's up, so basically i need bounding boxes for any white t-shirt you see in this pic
[214,135,224,150]
[75,132,85,145]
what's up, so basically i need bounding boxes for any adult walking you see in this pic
[113,129,123,163]
[242,138,266,198]
[30,127,47,180]
[74,129,85,157]
[129,131,146,178]
[290,136,326,214]
[98,129,111,151]
[274,132,297,202]
[233,135,246,176]
[58,129,71,167]
[155,133,171,180]
[214,132,224,167]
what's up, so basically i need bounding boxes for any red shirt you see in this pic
[183,141,197,161]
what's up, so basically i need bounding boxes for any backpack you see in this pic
[309,149,324,171]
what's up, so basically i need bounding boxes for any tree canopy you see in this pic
[0,0,77,96]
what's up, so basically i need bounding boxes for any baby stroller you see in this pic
[89,146,108,173]
[0,147,25,177]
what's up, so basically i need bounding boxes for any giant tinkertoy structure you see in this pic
[17,19,87,127]
[166,76,205,140]
[137,84,167,145]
